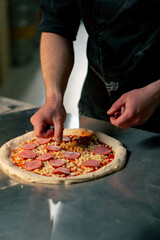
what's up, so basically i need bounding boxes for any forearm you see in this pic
[30,32,74,141]
[145,79,160,104]
[40,32,74,101]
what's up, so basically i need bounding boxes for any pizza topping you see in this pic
[19,150,37,159]
[50,159,66,168]
[23,160,42,171]
[46,145,61,151]
[12,130,115,178]
[21,142,37,150]
[82,159,101,168]
[62,136,71,142]
[36,153,54,161]
[52,167,70,175]
[63,151,81,160]
[94,146,112,155]
[75,136,91,145]
[35,138,52,145]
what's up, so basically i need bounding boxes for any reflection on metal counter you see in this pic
[48,199,63,239]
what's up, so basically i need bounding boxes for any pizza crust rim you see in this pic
[0,129,126,184]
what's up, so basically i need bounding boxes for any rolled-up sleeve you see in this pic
[39,0,81,41]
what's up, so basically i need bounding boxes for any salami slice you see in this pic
[19,150,36,159]
[46,145,61,151]
[63,151,81,160]
[82,159,100,168]
[35,138,52,145]
[94,146,112,155]
[50,159,66,168]
[62,136,71,142]
[52,167,70,175]
[21,142,37,150]
[36,153,53,161]
[75,136,91,145]
[23,160,42,171]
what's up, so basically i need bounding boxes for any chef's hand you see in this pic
[107,82,160,129]
[30,97,66,143]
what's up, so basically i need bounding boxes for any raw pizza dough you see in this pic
[0,128,126,184]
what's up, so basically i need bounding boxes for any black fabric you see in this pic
[39,0,81,40]
[39,0,160,86]
[78,65,112,122]
[77,0,160,85]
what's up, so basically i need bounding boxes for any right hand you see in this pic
[30,97,66,143]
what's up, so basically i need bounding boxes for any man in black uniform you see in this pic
[31,0,160,142]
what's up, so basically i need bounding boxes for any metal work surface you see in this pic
[0,99,160,240]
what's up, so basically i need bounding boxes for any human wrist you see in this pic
[45,91,63,105]
[146,80,160,104]
[152,80,160,104]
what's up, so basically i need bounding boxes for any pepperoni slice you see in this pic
[62,136,71,142]
[35,138,52,145]
[50,159,66,168]
[52,167,70,175]
[75,136,91,145]
[23,160,42,171]
[46,145,61,151]
[82,159,100,168]
[36,153,53,161]
[94,146,112,155]
[21,142,37,150]
[63,151,81,160]
[19,150,36,159]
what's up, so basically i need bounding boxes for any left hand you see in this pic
[107,82,160,129]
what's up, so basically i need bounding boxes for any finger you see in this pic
[107,95,126,115]
[45,128,55,137]
[110,111,133,129]
[34,121,49,138]
[54,119,64,143]
[121,106,126,114]
[114,112,121,119]
[113,105,126,119]
[31,115,50,138]
[110,116,129,129]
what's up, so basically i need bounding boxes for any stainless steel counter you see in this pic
[0,97,160,240]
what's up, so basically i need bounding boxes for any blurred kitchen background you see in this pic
[0,0,88,116]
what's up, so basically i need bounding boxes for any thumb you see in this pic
[107,95,126,115]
